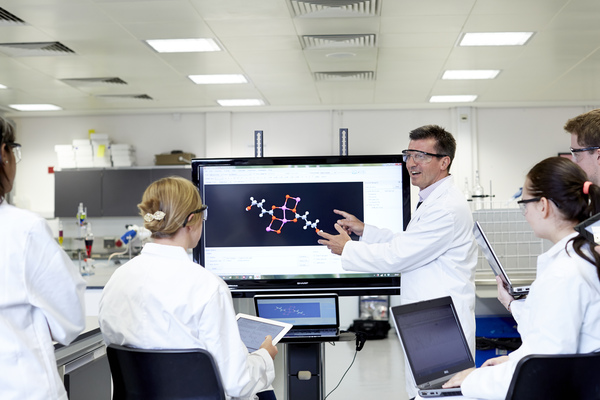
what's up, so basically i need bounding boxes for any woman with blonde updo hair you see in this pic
[99,176,279,400]
[138,176,205,239]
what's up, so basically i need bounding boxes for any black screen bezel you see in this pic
[191,155,411,298]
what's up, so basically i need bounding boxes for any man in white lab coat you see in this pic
[564,108,600,185]
[318,124,477,399]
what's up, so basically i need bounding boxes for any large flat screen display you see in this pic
[191,155,411,297]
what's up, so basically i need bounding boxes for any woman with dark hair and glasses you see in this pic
[0,117,86,400]
[99,176,279,400]
[443,157,600,399]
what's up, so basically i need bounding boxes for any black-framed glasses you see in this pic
[8,142,21,163]
[570,146,600,160]
[182,205,208,227]
[517,197,562,215]
[401,149,448,164]
[517,197,541,214]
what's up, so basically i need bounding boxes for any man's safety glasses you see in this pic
[401,149,448,164]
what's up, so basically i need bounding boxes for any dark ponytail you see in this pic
[526,157,600,281]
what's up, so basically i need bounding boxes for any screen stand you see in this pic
[284,342,325,400]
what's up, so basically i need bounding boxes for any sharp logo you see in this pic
[297,282,308,285]
[444,370,449,374]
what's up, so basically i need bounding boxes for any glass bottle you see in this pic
[473,170,484,210]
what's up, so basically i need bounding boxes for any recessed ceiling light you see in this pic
[459,32,533,46]
[0,83,7,89]
[9,104,62,111]
[217,99,265,107]
[189,74,247,84]
[145,38,221,53]
[429,95,477,103]
[442,70,500,80]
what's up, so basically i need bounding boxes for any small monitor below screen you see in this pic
[191,155,410,297]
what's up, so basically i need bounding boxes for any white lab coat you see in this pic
[98,243,275,400]
[461,233,600,400]
[341,176,477,397]
[0,202,86,400]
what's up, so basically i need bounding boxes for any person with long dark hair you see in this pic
[443,157,600,399]
[0,117,86,400]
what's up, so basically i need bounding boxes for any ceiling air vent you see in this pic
[0,42,75,57]
[315,71,375,81]
[96,94,153,101]
[289,0,381,18]
[301,34,376,50]
[62,77,128,87]
[0,7,26,26]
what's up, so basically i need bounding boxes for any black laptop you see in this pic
[254,293,341,342]
[390,296,474,397]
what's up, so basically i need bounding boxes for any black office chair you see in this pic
[505,352,600,400]
[106,344,226,400]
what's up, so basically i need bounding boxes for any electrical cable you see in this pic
[107,244,129,263]
[324,347,358,399]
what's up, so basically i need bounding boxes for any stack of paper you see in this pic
[111,144,136,167]
[73,139,94,168]
[90,133,112,167]
[54,144,76,169]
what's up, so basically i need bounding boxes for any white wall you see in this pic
[476,107,587,203]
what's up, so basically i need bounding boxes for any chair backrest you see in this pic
[505,352,600,400]
[106,344,226,400]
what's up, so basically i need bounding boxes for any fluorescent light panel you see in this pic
[0,83,7,89]
[217,99,265,107]
[429,95,477,103]
[9,104,62,111]
[189,74,247,84]
[460,32,533,46]
[145,38,221,53]
[443,70,500,80]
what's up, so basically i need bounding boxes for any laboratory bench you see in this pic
[80,259,119,288]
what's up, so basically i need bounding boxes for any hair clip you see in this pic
[144,211,166,222]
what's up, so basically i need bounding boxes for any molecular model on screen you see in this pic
[245,195,320,234]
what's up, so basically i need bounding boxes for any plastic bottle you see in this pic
[58,221,64,246]
[77,202,85,226]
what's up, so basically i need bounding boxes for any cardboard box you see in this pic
[155,152,195,165]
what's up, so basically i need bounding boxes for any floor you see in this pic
[272,334,410,400]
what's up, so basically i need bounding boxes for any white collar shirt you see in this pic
[99,242,274,400]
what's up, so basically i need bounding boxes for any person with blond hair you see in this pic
[0,117,85,400]
[99,176,278,400]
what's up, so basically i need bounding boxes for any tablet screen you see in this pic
[236,313,293,352]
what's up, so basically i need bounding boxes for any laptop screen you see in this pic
[390,297,474,386]
[254,294,339,328]
[473,222,512,286]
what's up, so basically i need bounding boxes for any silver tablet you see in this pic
[236,313,293,352]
